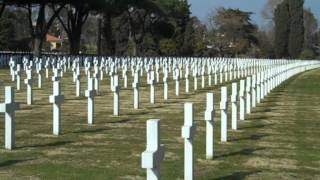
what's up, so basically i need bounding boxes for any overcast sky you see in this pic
[189,0,320,27]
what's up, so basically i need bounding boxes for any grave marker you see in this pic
[182,103,195,180]
[0,86,20,150]
[204,93,214,159]
[141,119,165,180]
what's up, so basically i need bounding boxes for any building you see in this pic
[46,34,62,51]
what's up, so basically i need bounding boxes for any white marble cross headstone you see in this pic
[111,75,120,116]
[49,69,64,135]
[149,71,156,104]
[15,64,21,91]
[132,70,140,109]
[231,83,238,130]
[239,80,245,121]
[0,86,20,150]
[185,66,190,93]
[85,78,96,124]
[75,66,81,97]
[220,86,228,142]
[36,63,42,88]
[141,119,165,180]
[174,68,180,96]
[24,68,33,105]
[204,93,214,159]
[246,76,252,114]
[181,103,196,180]
[251,74,257,108]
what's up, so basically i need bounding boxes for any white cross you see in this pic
[246,76,252,114]
[49,69,64,135]
[85,78,96,124]
[24,68,33,105]
[239,80,246,121]
[175,68,180,96]
[181,103,195,180]
[220,86,228,142]
[132,71,140,109]
[0,86,20,150]
[149,71,155,104]
[14,64,21,91]
[204,93,214,159]
[231,83,238,130]
[111,75,120,116]
[141,119,165,180]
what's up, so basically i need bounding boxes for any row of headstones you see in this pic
[8,56,291,109]
[3,58,317,150]
[1,59,318,151]
[7,56,267,121]
[9,56,286,93]
[140,61,320,180]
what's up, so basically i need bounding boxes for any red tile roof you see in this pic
[46,34,62,42]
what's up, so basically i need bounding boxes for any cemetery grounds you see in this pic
[0,67,319,179]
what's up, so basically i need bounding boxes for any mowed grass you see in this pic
[0,67,319,179]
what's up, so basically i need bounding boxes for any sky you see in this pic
[189,0,320,28]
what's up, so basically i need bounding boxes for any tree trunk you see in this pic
[70,32,81,55]
[97,17,102,55]
[33,35,43,57]
[0,4,5,18]
[103,13,115,55]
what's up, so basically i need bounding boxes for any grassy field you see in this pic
[0,67,319,179]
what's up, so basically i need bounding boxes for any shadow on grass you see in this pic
[72,128,110,134]
[17,141,73,149]
[239,124,268,130]
[212,170,261,180]
[0,158,36,167]
[245,115,273,120]
[230,134,269,142]
[215,148,265,159]
[107,119,132,124]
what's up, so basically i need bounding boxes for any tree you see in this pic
[256,31,275,58]
[304,8,318,50]
[192,17,207,56]
[261,0,284,21]
[180,17,196,56]
[207,8,258,57]
[274,1,290,58]
[0,11,15,50]
[288,0,304,58]
[52,0,106,54]
[0,2,5,18]
[23,1,66,56]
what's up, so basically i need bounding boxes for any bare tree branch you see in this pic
[42,3,66,39]
[0,3,5,18]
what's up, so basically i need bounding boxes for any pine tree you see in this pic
[274,1,290,58]
[288,0,304,58]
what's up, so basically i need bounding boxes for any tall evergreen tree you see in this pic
[274,1,290,58]
[288,0,304,58]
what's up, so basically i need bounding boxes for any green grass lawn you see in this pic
[0,68,319,179]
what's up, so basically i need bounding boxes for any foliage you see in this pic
[288,0,304,58]
[159,38,176,56]
[303,9,318,50]
[0,11,15,50]
[207,8,258,57]
[274,0,290,58]
[299,48,316,59]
